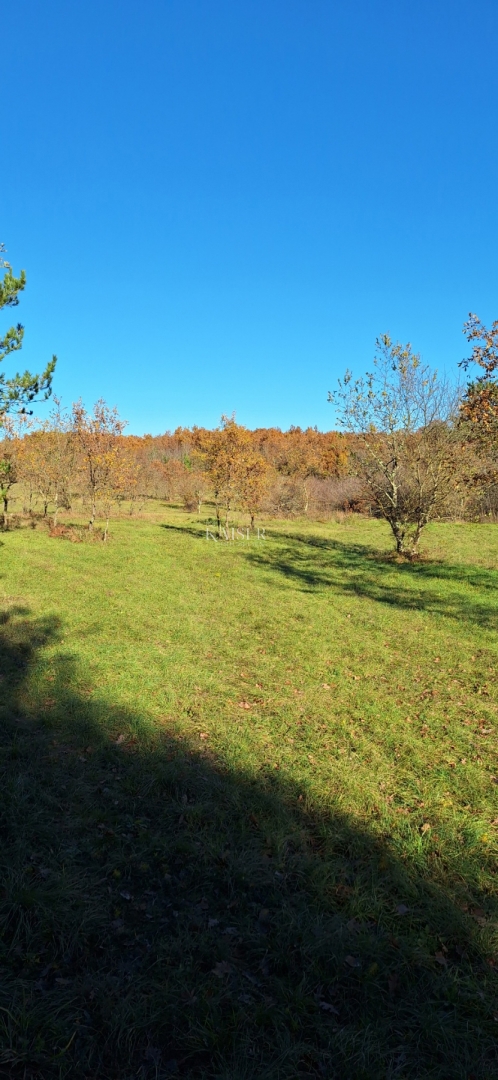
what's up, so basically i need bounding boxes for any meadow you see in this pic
[0,508,497,1079]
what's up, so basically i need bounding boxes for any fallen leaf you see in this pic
[319,1001,339,1014]
[238,993,254,1005]
[213,961,232,977]
[420,822,431,834]
[396,904,409,915]
[434,952,448,966]
[471,907,487,926]
[345,955,360,968]
[237,701,251,710]
[199,732,209,740]
[242,970,261,986]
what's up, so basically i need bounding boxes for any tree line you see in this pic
[1,244,497,554]
[0,406,356,534]
[1,374,496,551]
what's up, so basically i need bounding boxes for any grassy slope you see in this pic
[0,511,497,1079]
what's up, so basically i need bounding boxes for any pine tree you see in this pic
[0,244,56,418]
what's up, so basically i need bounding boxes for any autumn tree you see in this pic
[278,428,324,514]
[459,314,498,456]
[206,416,247,531]
[330,335,463,556]
[0,244,56,419]
[206,415,268,532]
[177,465,209,515]
[11,401,74,521]
[238,454,270,526]
[45,399,76,522]
[72,400,126,537]
[0,414,31,517]
[0,451,17,515]
[14,430,48,513]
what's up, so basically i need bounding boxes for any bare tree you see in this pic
[330,335,464,556]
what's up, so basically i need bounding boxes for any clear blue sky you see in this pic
[2,0,497,434]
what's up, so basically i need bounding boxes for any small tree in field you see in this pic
[0,414,31,516]
[238,454,270,527]
[0,454,16,515]
[206,415,268,532]
[329,335,463,556]
[14,400,75,522]
[72,400,126,537]
[177,465,209,515]
[206,416,250,531]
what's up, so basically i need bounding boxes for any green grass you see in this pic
[0,509,497,1079]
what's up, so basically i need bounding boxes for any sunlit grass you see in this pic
[0,509,497,1078]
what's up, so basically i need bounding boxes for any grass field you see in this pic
[0,509,497,1079]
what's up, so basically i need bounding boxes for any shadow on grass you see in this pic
[0,608,497,1080]
[244,531,498,630]
[161,523,211,541]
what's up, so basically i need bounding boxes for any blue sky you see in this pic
[2,0,497,434]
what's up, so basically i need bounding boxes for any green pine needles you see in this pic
[0,243,56,419]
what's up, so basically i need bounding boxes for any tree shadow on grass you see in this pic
[160,523,211,542]
[0,608,497,1080]
[244,531,498,631]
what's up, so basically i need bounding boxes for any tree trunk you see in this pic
[89,497,96,531]
[410,520,426,556]
[391,521,406,555]
[303,480,310,515]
